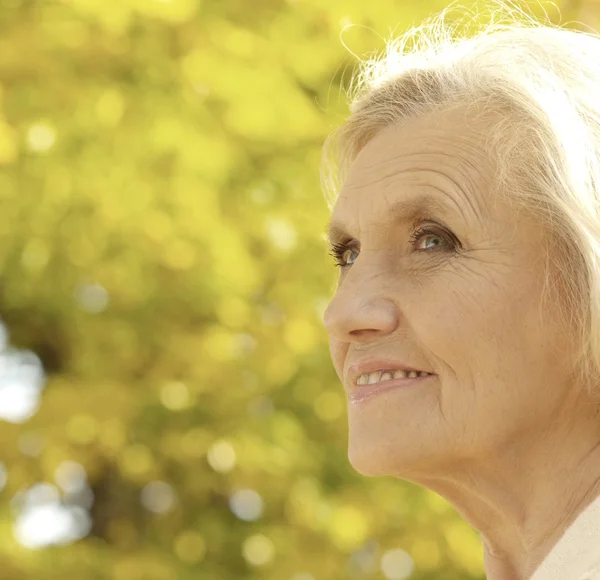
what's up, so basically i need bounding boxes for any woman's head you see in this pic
[321,1,600,478]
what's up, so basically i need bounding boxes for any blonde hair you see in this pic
[321,0,600,392]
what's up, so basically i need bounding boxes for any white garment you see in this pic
[530,493,600,580]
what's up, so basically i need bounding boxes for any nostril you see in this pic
[349,329,381,338]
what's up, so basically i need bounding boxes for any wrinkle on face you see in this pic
[323,104,578,484]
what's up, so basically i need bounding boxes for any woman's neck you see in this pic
[405,403,600,580]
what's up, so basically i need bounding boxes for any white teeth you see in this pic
[357,369,433,385]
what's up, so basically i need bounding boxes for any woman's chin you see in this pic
[348,445,389,476]
[347,428,442,478]
[347,436,419,477]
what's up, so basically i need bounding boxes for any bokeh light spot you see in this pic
[328,505,369,551]
[242,534,275,567]
[23,483,60,506]
[54,461,87,494]
[74,283,109,313]
[0,348,46,424]
[380,548,415,580]
[266,218,297,252]
[140,480,175,514]
[229,488,264,521]
[160,381,191,411]
[13,483,91,549]
[26,122,56,152]
[15,504,91,549]
[207,439,236,473]
[0,381,41,423]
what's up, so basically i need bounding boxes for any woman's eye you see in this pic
[329,243,358,268]
[329,225,457,268]
[412,230,445,250]
[409,225,456,252]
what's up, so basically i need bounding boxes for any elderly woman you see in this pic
[320,2,600,579]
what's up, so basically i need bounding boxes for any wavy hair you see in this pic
[321,0,600,392]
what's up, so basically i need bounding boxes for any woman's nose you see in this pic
[321,281,399,343]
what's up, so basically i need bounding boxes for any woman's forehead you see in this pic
[333,116,497,224]
[345,114,494,190]
[326,192,460,246]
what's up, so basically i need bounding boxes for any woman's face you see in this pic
[322,107,578,478]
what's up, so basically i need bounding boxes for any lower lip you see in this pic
[348,374,435,404]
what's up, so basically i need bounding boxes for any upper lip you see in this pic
[346,358,435,387]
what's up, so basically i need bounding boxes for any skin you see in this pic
[321,106,600,579]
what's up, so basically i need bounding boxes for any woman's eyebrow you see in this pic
[325,195,454,246]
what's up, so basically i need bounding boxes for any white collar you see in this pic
[530,493,600,580]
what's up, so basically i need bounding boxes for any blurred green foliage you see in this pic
[0,0,591,578]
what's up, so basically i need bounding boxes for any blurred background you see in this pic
[0,0,595,578]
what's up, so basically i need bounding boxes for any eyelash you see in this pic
[328,225,456,268]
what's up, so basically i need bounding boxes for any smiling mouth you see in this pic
[348,372,434,404]
[355,369,434,386]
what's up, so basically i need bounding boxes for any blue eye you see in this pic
[329,242,358,268]
[329,225,456,268]
[409,226,451,251]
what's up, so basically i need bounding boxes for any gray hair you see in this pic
[321,0,600,392]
